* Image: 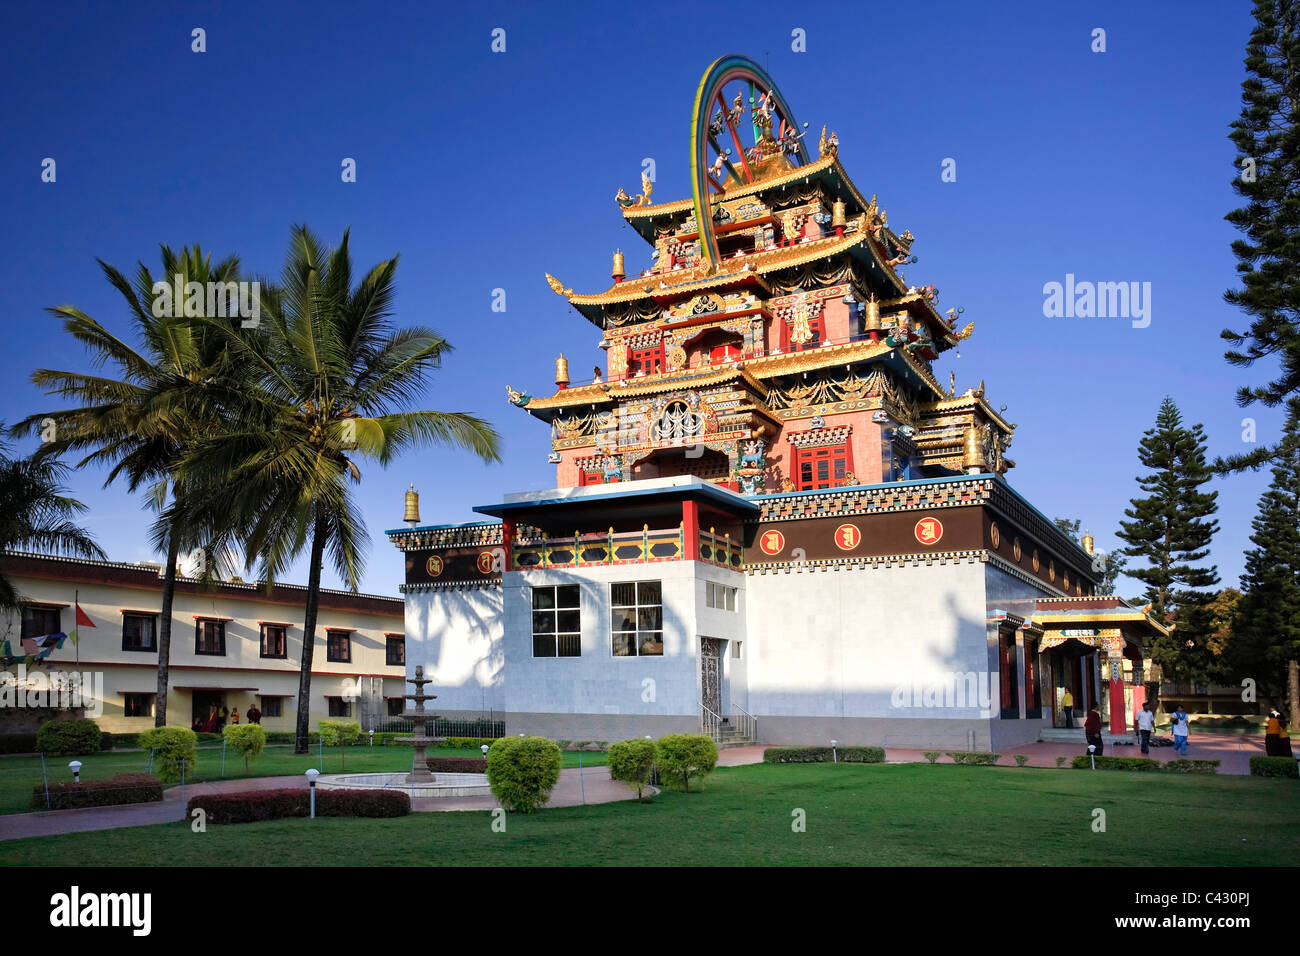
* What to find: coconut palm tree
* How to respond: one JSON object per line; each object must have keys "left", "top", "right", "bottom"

{"left": 12, "top": 246, "right": 251, "bottom": 726}
{"left": 0, "top": 432, "right": 105, "bottom": 615}
{"left": 185, "top": 225, "right": 501, "bottom": 752}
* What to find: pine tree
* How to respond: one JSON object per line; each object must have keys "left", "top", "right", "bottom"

{"left": 1229, "top": 396, "right": 1300, "bottom": 725}
{"left": 1218, "top": 0, "right": 1300, "bottom": 471}
{"left": 1117, "top": 398, "right": 1221, "bottom": 681}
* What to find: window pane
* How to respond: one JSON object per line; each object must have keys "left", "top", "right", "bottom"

{"left": 557, "top": 634, "right": 581, "bottom": 657}
{"left": 725, "top": 588, "right": 735, "bottom": 611}
{"left": 532, "top": 610, "right": 555, "bottom": 634}
{"left": 639, "top": 632, "right": 664, "bottom": 656}
{"left": 612, "top": 633, "right": 636, "bottom": 656}
{"left": 611, "top": 608, "right": 637, "bottom": 632}
{"left": 532, "top": 587, "right": 555, "bottom": 610}
{"left": 636, "top": 581, "right": 661, "bottom": 605}
{"left": 611, "top": 582, "right": 636, "bottom": 607}
{"left": 637, "top": 606, "right": 662, "bottom": 631}
{"left": 556, "top": 610, "right": 580, "bottom": 633}
{"left": 533, "top": 635, "right": 556, "bottom": 657}
{"left": 556, "top": 585, "right": 580, "bottom": 609}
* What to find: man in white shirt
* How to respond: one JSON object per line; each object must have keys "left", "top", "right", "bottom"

{"left": 1135, "top": 701, "right": 1155, "bottom": 754}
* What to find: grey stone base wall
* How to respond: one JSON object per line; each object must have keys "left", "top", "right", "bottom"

{"left": 757, "top": 716, "right": 1045, "bottom": 751}
{"left": 503, "top": 712, "right": 697, "bottom": 742}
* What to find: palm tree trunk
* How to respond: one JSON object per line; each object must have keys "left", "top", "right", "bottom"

{"left": 154, "top": 529, "right": 180, "bottom": 728}
{"left": 294, "top": 514, "right": 328, "bottom": 754}
{"left": 1289, "top": 658, "right": 1299, "bottom": 733}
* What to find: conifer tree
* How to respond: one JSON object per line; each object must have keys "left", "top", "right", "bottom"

{"left": 1218, "top": 0, "right": 1300, "bottom": 471}
{"left": 1117, "top": 398, "right": 1220, "bottom": 681}
{"left": 1229, "top": 397, "right": 1300, "bottom": 725}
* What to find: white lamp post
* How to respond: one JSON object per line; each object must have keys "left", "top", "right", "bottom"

{"left": 368, "top": 728, "right": 374, "bottom": 747}
{"left": 480, "top": 744, "right": 489, "bottom": 758}
{"left": 830, "top": 740, "right": 838, "bottom": 764}
{"left": 1087, "top": 744, "right": 1096, "bottom": 770}
{"left": 305, "top": 768, "right": 320, "bottom": 818}
{"left": 68, "top": 760, "right": 82, "bottom": 783}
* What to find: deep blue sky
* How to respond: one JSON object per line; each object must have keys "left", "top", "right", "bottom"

{"left": 0, "top": 0, "right": 1276, "bottom": 598}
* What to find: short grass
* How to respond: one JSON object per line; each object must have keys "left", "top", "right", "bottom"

{"left": 0, "top": 745, "right": 605, "bottom": 815}
{"left": 3, "top": 763, "right": 1296, "bottom": 867}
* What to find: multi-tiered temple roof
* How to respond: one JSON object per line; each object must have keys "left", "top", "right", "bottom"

{"left": 508, "top": 55, "right": 1013, "bottom": 497}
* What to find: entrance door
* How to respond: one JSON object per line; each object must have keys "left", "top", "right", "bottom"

{"left": 192, "top": 690, "right": 225, "bottom": 731}
{"left": 357, "top": 676, "right": 384, "bottom": 731}
{"left": 700, "top": 638, "right": 723, "bottom": 716}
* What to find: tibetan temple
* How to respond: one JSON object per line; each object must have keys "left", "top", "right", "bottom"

{"left": 388, "top": 56, "right": 1166, "bottom": 749}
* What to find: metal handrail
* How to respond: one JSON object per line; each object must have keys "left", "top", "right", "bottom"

{"left": 701, "top": 704, "right": 722, "bottom": 743}
{"left": 730, "top": 703, "right": 756, "bottom": 742}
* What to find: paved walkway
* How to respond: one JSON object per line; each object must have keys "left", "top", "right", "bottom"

{"left": 0, "top": 766, "right": 644, "bottom": 842}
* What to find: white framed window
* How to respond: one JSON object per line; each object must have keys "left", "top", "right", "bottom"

{"left": 706, "top": 581, "right": 737, "bottom": 611}
{"left": 732, "top": 641, "right": 743, "bottom": 659}
{"left": 532, "top": 585, "right": 581, "bottom": 657}
{"left": 611, "top": 581, "right": 663, "bottom": 656}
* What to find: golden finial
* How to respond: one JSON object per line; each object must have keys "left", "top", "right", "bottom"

{"left": 545, "top": 273, "right": 573, "bottom": 296}
{"left": 612, "top": 248, "right": 625, "bottom": 282}
{"left": 864, "top": 294, "right": 881, "bottom": 331}
{"left": 954, "top": 321, "right": 975, "bottom": 341}
{"left": 1081, "top": 530, "right": 1094, "bottom": 555}
{"left": 403, "top": 484, "right": 420, "bottom": 526}
{"left": 555, "top": 354, "right": 570, "bottom": 388}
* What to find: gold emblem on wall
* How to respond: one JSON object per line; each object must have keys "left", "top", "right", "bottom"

{"left": 1013, "top": 538, "right": 1022, "bottom": 562}
{"left": 426, "top": 555, "right": 444, "bottom": 578}
{"left": 990, "top": 522, "right": 1000, "bottom": 550}
{"left": 834, "top": 523, "right": 861, "bottom": 551}
{"left": 914, "top": 517, "right": 943, "bottom": 546}
{"left": 759, "top": 529, "right": 786, "bottom": 555}
{"left": 1032, "top": 550, "right": 1040, "bottom": 573}
{"left": 1049, "top": 560, "right": 1056, "bottom": 583}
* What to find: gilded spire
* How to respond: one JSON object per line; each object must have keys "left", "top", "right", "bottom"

{"left": 612, "top": 248, "right": 625, "bottom": 282}
{"left": 403, "top": 484, "right": 420, "bottom": 526}
{"left": 555, "top": 353, "right": 570, "bottom": 388}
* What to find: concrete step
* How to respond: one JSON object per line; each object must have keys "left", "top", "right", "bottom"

{"left": 1038, "top": 728, "right": 1137, "bottom": 746}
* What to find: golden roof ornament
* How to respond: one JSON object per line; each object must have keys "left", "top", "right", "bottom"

{"left": 555, "top": 354, "right": 570, "bottom": 388}
{"left": 544, "top": 273, "right": 572, "bottom": 297}
{"left": 612, "top": 248, "right": 625, "bottom": 282}
{"left": 832, "top": 198, "right": 846, "bottom": 229}
{"left": 962, "top": 425, "right": 986, "bottom": 472}
{"left": 1081, "top": 530, "right": 1094, "bottom": 555}
{"left": 864, "top": 294, "right": 882, "bottom": 331}
{"left": 403, "top": 484, "right": 420, "bottom": 527}
{"left": 818, "top": 125, "right": 839, "bottom": 159}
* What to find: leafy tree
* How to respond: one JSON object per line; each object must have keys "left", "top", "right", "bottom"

{"left": 0, "top": 433, "right": 104, "bottom": 616}
{"left": 1229, "top": 397, "right": 1300, "bottom": 725}
{"left": 654, "top": 734, "right": 718, "bottom": 792}
{"left": 1218, "top": 0, "right": 1300, "bottom": 472}
{"left": 184, "top": 227, "right": 501, "bottom": 753}
{"left": 1117, "top": 398, "right": 1220, "bottom": 681}
{"left": 13, "top": 246, "right": 249, "bottom": 725}
{"left": 1053, "top": 517, "right": 1081, "bottom": 539}
{"left": 222, "top": 723, "right": 266, "bottom": 771}
{"left": 485, "top": 736, "right": 561, "bottom": 812}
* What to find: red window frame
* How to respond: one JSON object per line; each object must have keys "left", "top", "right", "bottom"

{"left": 579, "top": 469, "right": 604, "bottom": 487}
{"left": 709, "top": 343, "right": 742, "bottom": 363}
{"left": 781, "top": 315, "right": 825, "bottom": 352}
{"left": 630, "top": 344, "right": 664, "bottom": 376}
{"left": 794, "top": 443, "right": 852, "bottom": 491}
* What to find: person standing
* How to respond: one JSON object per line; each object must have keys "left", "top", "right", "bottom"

{"left": 247, "top": 702, "right": 262, "bottom": 725}
{"left": 1062, "top": 687, "right": 1075, "bottom": 729}
{"left": 1084, "top": 705, "right": 1104, "bottom": 756}
{"left": 230, "top": 708, "right": 240, "bottom": 725}
{"left": 1171, "top": 704, "right": 1190, "bottom": 755}
{"left": 1135, "top": 701, "right": 1155, "bottom": 754}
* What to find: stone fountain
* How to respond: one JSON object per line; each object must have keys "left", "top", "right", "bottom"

{"left": 395, "top": 665, "right": 445, "bottom": 783}
{"left": 313, "top": 665, "right": 492, "bottom": 797}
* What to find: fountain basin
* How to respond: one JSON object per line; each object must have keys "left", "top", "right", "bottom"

{"left": 315, "top": 771, "right": 491, "bottom": 798}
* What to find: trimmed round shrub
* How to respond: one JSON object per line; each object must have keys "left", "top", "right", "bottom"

{"left": 138, "top": 727, "right": 198, "bottom": 783}
{"left": 608, "top": 738, "right": 658, "bottom": 800}
{"left": 318, "top": 720, "right": 362, "bottom": 747}
{"left": 223, "top": 723, "right": 267, "bottom": 770}
{"left": 655, "top": 734, "right": 718, "bottom": 792}
{"left": 36, "top": 718, "right": 101, "bottom": 756}
{"left": 486, "top": 736, "right": 562, "bottom": 812}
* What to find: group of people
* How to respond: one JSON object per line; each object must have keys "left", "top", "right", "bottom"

{"left": 191, "top": 703, "right": 262, "bottom": 733}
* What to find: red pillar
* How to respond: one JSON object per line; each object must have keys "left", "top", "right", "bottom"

{"left": 501, "top": 518, "right": 515, "bottom": 573}
{"left": 681, "top": 500, "right": 699, "bottom": 561}
{"left": 1108, "top": 676, "right": 1127, "bottom": 734}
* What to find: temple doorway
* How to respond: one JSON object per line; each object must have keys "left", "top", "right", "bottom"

{"left": 700, "top": 637, "right": 723, "bottom": 716}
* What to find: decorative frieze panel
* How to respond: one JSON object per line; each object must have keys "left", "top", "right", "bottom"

{"left": 787, "top": 424, "right": 852, "bottom": 448}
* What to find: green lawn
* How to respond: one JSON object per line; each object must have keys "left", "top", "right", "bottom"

{"left": 3, "top": 763, "right": 1297, "bottom": 866}
{"left": 0, "top": 745, "right": 605, "bottom": 815}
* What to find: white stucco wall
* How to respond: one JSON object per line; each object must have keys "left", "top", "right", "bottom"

{"left": 404, "top": 585, "right": 504, "bottom": 713}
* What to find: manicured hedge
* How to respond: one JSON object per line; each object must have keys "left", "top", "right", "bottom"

{"left": 0, "top": 733, "right": 39, "bottom": 754}
{"left": 1249, "top": 756, "right": 1299, "bottom": 779}
{"left": 32, "top": 773, "right": 162, "bottom": 810}
{"left": 486, "top": 736, "right": 562, "bottom": 812}
{"left": 763, "top": 746, "right": 886, "bottom": 764}
{"left": 1071, "top": 755, "right": 1162, "bottom": 771}
{"left": 425, "top": 757, "right": 487, "bottom": 774}
{"left": 608, "top": 738, "right": 657, "bottom": 800}
{"left": 186, "top": 787, "right": 410, "bottom": 824}
{"left": 656, "top": 734, "right": 718, "bottom": 792}
{"left": 946, "top": 751, "right": 1001, "bottom": 765}
{"left": 1161, "top": 759, "right": 1220, "bottom": 774}
{"left": 36, "top": 718, "right": 101, "bottom": 756}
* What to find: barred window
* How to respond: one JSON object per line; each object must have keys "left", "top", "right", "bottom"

{"left": 533, "top": 585, "right": 581, "bottom": 657}
{"left": 611, "top": 581, "right": 663, "bottom": 657}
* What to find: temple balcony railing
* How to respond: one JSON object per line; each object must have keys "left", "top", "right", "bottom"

{"left": 512, "top": 524, "right": 742, "bottom": 571}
